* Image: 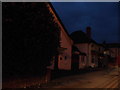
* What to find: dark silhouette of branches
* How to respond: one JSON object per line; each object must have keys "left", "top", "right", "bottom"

{"left": 3, "top": 2, "right": 60, "bottom": 78}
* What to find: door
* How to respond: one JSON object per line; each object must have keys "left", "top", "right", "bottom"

{"left": 72, "top": 54, "right": 79, "bottom": 70}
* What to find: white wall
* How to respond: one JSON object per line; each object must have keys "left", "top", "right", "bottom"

{"left": 79, "top": 56, "right": 87, "bottom": 69}
{"left": 90, "top": 43, "right": 99, "bottom": 67}
{"left": 75, "top": 43, "right": 89, "bottom": 67}
{"left": 75, "top": 43, "right": 99, "bottom": 68}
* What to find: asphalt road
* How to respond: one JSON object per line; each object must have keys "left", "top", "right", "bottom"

{"left": 40, "top": 67, "right": 119, "bottom": 88}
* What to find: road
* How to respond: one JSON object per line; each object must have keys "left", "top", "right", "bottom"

{"left": 40, "top": 68, "right": 119, "bottom": 88}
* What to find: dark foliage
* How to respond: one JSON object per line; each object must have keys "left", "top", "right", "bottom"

{"left": 70, "top": 30, "right": 97, "bottom": 44}
{"left": 70, "top": 30, "right": 90, "bottom": 43}
{"left": 2, "top": 2, "right": 60, "bottom": 78}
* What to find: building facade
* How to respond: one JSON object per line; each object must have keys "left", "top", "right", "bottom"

{"left": 47, "top": 3, "right": 73, "bottom": 70}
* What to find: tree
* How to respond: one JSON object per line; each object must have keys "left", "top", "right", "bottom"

{"left": 3, "top": 2, "right": 60, "bottom": 78}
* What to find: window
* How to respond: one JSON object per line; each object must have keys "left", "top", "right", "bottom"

{"left": 64, "top": 56, "right": 67, "bottom": 60}
{"left": 60, "top": 57, "right": 62, "bottom": 60}
{"left": 91, "top": 44, "right": 94, "bottom": 47}
{"left": 81, "top": 56, "right": 84, "bottom": 63}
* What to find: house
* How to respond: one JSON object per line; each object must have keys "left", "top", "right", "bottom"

{"left": 46, "top": 3, "right": 73, "bottom": 70}
{"left": 97, "top": 44, "right": 105, "bottom": 68}
{"left": 106, "top": 43, "right": 120, "bottom": 66}
{"left": 70, "top": 27, "right": 99, "bottom": 68}
{"left": 72, "top": 45, "right": 87, "bottom": 70}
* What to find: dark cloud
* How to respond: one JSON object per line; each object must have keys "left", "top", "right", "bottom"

{"left": 52, "top": 2, "right": 119, "bottom": 43}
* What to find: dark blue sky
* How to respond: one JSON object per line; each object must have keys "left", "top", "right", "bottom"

{"left": 51, "top": 2, "right": 120, "bottom": 43}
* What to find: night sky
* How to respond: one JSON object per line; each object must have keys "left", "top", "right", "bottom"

{"left": 51, "top": 2, "right": 120, "bottom": 43}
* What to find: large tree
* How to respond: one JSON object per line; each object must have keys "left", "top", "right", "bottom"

{"left": 3, "top": 2, "right": 60, "bottom": 78}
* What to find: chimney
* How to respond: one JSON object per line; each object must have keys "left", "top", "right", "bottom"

{"left": 86, "top": 26, "right": 91, "bottom": 38}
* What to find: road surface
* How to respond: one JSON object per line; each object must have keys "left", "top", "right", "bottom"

{"left": 39, "top": 68, "right": 119, "bottom": 88}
